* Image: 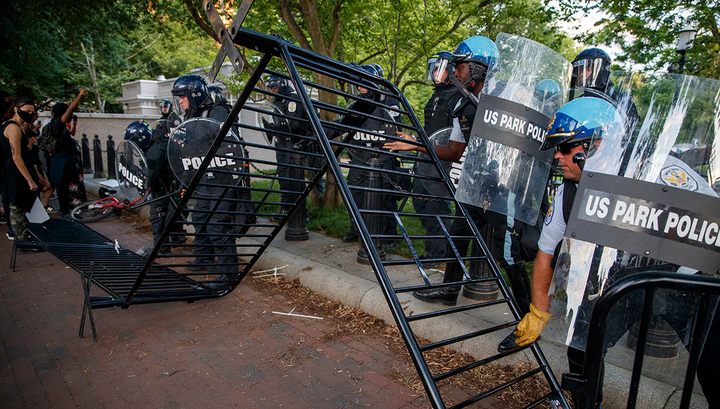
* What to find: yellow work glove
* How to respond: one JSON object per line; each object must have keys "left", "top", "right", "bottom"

{"left": 513, "top": 303, "right": 552, "bottom": 346}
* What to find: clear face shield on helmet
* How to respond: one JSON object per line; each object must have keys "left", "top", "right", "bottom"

{"left": 426, "top": 57, "right": 454, "bottom": 85}
{"left": 571, "top": 57, "right": 610, "bottom": 91}
{"left": 172, "top": 93, "right": 190, "bottom": 120}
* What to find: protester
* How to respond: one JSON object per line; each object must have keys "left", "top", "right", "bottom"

{"left": 1, "top": 98, "right": 41, "bottom": 245}
{"left": 48, "top": 89, "right": 87, "bottom": 217}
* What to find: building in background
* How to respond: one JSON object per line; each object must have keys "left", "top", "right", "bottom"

{"left": 117, "top": 63, "right": 237, "bottom": 115}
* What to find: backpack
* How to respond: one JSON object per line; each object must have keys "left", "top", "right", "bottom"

{"left": 38, "top": 123, "right": 60, "bottom": 154}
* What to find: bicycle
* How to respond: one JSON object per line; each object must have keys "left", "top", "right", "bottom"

{"left": 69, "top": 187, "right": 146, "bottom": 223}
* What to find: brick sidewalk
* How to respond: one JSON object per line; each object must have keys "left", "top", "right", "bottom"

{"left": 0, "top": 219, "right": 428, "bottom": 408}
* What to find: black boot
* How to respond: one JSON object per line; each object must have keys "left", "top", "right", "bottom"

{"left": 342, "top": 231, "right": 358, "bottom": 243}
{"left": 412, "top": 286, "right": 460, "bottom": 306}
{"left": 497, "top": 331, "right": 523, "bottom": 352}
{"left": 209, "top": 274, "right": 238, "bottom": 290}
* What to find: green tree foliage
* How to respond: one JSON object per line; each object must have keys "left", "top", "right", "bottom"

{"left": 0, "top": 0, "right": 218, "bottom": 112}
{"left": 558, "top": 0, "right": 720, "bottom": 78}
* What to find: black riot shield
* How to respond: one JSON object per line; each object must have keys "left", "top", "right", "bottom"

{"left": 455, "top": 33, "right": 571, "bottom": 225}
{"left": 167, "top": 118, "right": 246, "bottom": 195}
{"left": 115, "top": 140, "right": 149, "bottom": 201}
{"left": 346, "top": 104, "right": 400, "bottom": 168}
{"left": 258, "top": 102, "right": 292, "bottom": 145}
{"left": 545, "top": 71, "right": 720, "bottom": 393}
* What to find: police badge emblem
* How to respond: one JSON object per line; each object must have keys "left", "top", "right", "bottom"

{"left": 660, "top": 165, "right": 698, "bottom": 191}
{"left": 288, "top": 102, "right": 297, "bottom": 112}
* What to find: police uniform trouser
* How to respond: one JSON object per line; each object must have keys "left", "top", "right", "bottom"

{"left": 346, "top": 164, "right": 398, "bottom": 238}
{"left": 412, "top": 180, "right": 451, "bottom": 259}
{"left": 191, "top": 190, "right": 239, "bottom": 274}
{"left": 149, "top": 194, "right": 183, "bottom": 249}
{"left": 443, "top": 206, "right": 530, "bottom": 314}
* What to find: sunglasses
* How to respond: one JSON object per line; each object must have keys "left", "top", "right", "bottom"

{"left": 555, "top": 142, "right": 582, "bottom": 155}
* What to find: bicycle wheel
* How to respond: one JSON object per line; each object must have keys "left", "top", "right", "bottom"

{"left": 70, "top": 200, "right": 114, "bottom": 223}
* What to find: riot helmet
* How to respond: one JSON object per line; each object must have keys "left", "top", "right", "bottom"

{"left": 534, "top": 79, "right": 561, "bottom": 102}
{"left": 541, "top": 97, "right": 624, "bottom": 154}
{"left": 171, "top": 74, "right": 208, "bottom": 118}
{"left": 124, "top": 120, "right": 153, "bottom": 150}
{"left": 369, "top": 63, "right": 384, "bottom": 78}
{"left": 207, "top": 85, "right": 228, "bottom": 106}
{"left": 355, "top": 64, "right": 382, "bottom": 99}
{"left": 158, "top": 99, "right": 172, "bottom": 116}
{"left": 451, "top": 36, "right": 500, "bottom": 88}
{"left": 265, "top": 75, "right": 293, "bottom": 96}
{"left": 426, "top": 51, "right": 454, "bottom": 85}
{"left": 570, "top": 48, "right": 612, "bottom": 93}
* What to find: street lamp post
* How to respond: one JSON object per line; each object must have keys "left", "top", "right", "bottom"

{"left": 671, "top": 25, "right": 697, "bottom": 74}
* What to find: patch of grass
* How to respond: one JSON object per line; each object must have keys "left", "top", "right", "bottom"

{"left": 250, "top": 177, "right": 534, "bottom": 280}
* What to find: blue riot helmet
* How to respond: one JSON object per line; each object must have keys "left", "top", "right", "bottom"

{"left": 427, "top": 51, "right": 454, "bottom": 85}
{"left": 207, "top": 85, "right": 228, "bottom": 106}
{"left": 158, "top": 99, "right": 172, "bottom": 116}
{"left": 452, "top": 36, "right": 500, "bottom": 88}
{"left": 171, "top": 74, "right": 208, "bottom": 118}
{"left": 541, "top": 97, "right": 623, "bottom": 154}
{"left": 571, "top": 48, "right": 612, "bottom": 93}
{"left": 124, "top": 120, "right": 153, "bottom": 150}
{"left": 534, "top": 79, "right": 561, "bottom": 102}
{"left": 265, "top": 75, "right": 293, "bottom": 96}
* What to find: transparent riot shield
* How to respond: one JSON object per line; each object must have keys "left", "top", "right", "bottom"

{"left": 116, "top": 140, "right": 149, "bottom": 201}
{"left": 167, "top": 118, "right": 245, "bottom": 195}
{"left": 454, "top": 33, "right": 572, "bottom": 224}
{"left": 545, "top": 72, "right": 720, "bottom": 392}
{"left": 258, "top": 102, "right": 291, "bottom": 145}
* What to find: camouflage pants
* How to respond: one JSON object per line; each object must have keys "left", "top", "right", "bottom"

{"left": 10, "top": 204, "right": 30, "bottom": 241}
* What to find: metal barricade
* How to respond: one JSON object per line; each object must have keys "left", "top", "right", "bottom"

{"left": 562, "top": 272, "right": 720, "bottom": 409}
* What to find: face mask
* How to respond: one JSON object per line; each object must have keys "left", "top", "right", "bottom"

{"left": 17, "top": 109, "right": 34, "bottom": 123}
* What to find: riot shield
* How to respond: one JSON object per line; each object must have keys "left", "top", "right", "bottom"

{"left": 454, "top": 33, "right": 572, "bottom": 225}
{"left": 115, "top": 140, "right": 149, "bottom": 201}
{"left": 346, "top": 104, "right": 400, "bottom": 152}
{"left": 545, "top": 72, "right": 720, "bottom": 390}
{"left": 258, "top": 102, "right": 292, "bottom": 145}
{"left": 167, "top": 118, "right": 245, "bottom": 194}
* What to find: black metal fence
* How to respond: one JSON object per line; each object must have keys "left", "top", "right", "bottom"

{"left": 80, "top": 133, "right": 116, "bottom": 179}
{"left": 562, "top": 272, "right": 720, "bottom": 409}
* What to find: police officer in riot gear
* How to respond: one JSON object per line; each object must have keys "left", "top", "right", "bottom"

{"left": 569, "top": 48, "right": 613, "bottom": 100}
{"left": 152, "top": 99, "right": 176, "bottom": 142}
{"left": 413, "top": 51, "right": 462, "bottom": 262}
{"left": 124, "top": 120, "right": 182, "bottom": 253}
{"left": 496, "top": 96, "right": 719, "bottom": 408}
{"left": 265, "top": 75, "right": 310, "bottom": 214}
{"left": 342, "top": 63, "right": 403, "bottom": 245}
{"left": 207, "top": 86, "right": 232, "bottom": 110}
{"left": 385, "top": 36, "right": 534, "bottom": 314}
{"left": 172, "top": 74, "right": 238, "bottom": 289}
